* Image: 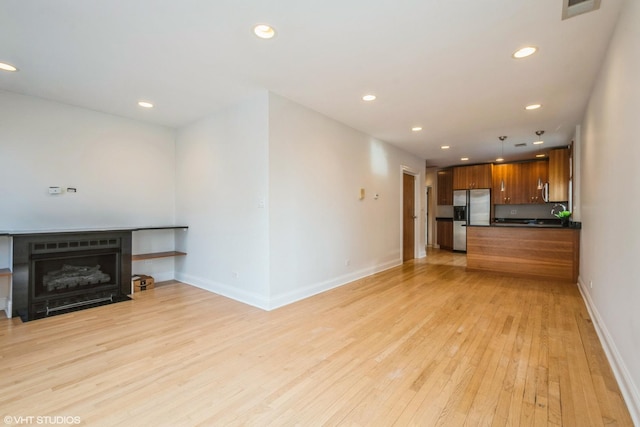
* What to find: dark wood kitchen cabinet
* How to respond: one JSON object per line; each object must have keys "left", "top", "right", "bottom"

{"left": 492, "top": 163, "right": 520, "bottom": 204}
{"left": 453, "top": 164, "right": 492, "bottom": 190}
{"left": 436, "top": 219, "right": 453, "bottom": 250}
{"left": 467, "top": 226, "right": 580, "bottom": 282}
{"left": 492, "top": 160, "right": 548, "bottom": 204}
{"left": 521, "top": 160, "right": 548, "bottom": 204}
{"left": 437, "top": 169, "right": 453, "bottom": 205}
{"left": 549, "top": 147, "right": 570, "bottom": 202}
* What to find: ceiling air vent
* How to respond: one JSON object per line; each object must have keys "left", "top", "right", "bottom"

{"left": 515, "top": 143, "right": 527, "bottom": 147}
{"left": 562, "top": 0, "right": 601, "bottom": 20}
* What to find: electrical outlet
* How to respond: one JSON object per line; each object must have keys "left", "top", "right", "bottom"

{"left": 510, "top": 209, "right": 517, "bottom": 215}
{"left": 232, "top": 271, "right": 239, "bottom": 279}
{"left": 590, "top": 280, "right": 593, "bottom": 289}
{"left": 345, "top": 259, "right": 350, "bottom": 266}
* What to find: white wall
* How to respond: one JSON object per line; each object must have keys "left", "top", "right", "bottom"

{"left": 174, "top": 92, "right": 425, "bottom": 310}
{"left": 425, "top": 167, "right": 438, "bottom": 247}
{"left": 0, "top": 91, "right": 176, "bottom": 230}
{"left": 267, "top": 94, "right": 425, "bottom": 307}
{"left": 579, "top": 0, "right": 640, "bottom": 422}
{"left": 174, "top": 93, "right": 271, "bottom": 308}
{"left": 1, "top": 90, "right": 426, "bottom": 312}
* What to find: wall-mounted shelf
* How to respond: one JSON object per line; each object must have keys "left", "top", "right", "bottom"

{"left": 131, "top": 226, "right": 188, "bottom": 262}
{"left": 132, "top": 251, "right": 187, "bottom": 261}
{"left": 130, "top": 227, "right": 187, "bottom": 284}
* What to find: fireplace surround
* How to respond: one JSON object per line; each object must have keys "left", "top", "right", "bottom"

{"left": 12, "top": 230, "right": 132, "bottom": 321}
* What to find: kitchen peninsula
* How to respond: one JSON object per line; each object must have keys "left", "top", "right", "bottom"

{"left": 435, "top": 145, "right": 580, "bottom": 281}
{"left": 466, "top": 224, "right": 580, "bottom": 282}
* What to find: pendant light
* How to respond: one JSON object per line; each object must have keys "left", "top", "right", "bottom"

{"left": 496, "top": 136, "right": 507, "bottom": 162}
{"left": 498, "top": 136, "right": 507, "bottom": 192}
{"left": 535, "top": 131, "right": 545, "bottom": 189}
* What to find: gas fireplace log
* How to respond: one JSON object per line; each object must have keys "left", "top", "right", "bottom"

{"left": 43, "top": 264, "right": 111, "bottom": 292}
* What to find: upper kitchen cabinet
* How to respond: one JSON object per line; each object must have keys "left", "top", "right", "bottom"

{"left": 521, "top": 160, "right": 549, "bottom": 204}
{"left": 492, "top": 160, "right": 548, "bottom": 204}
{"left": 453, "top": 164, "right": 492, "bottom": 190}
{"left": 549, "top": 148, "right": 570, "bottom": 202}
{"left": 437, "top": 169, "right": 453, "bottom": 205}
{"left": 492, "top": 163, "right": 520, "bottom": 204}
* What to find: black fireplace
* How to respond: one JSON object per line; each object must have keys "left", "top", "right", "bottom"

{"left": 12, "top": 230, "right": 132, "bottom": 321}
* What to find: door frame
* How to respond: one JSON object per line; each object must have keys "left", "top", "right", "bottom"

{"left": 425, "top": 186, "right": 432, "bottom": 248}
{"left": 400, "top": 166, "right": 420, "bottom": 262}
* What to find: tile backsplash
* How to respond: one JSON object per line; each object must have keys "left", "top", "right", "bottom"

{"left": 495, "top": 203, "right": 568, "bottom": 220}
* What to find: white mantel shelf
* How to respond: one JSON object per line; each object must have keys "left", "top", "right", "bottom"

{"left": 0, "top": 226, "right": 188, "bottom": 236}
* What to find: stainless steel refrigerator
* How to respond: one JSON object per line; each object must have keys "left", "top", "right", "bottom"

{"left": 452, "top": 189, "right": 491, "bottom": 252}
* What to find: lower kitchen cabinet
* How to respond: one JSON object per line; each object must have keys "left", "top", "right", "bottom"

{"left": 436, "top": 219, "right": 453, "bottom": 250}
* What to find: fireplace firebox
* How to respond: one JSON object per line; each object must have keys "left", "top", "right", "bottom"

{"left": 12, "top": 231, "right": 132, "bottom": 321}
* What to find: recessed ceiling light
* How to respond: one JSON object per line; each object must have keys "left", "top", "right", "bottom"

{"left": 533, "top": 140, "right": 544, "bottom": 145}
{"left": 536, "top": 154, "right": 546, "bottom": 158}
{"left": 411, "top": 127, "right": 422, "bottom": 132}
{"left": 138, "top": 101, "right": 154, "bottom": 108}
{"left": 496, "top": 157, "right": 504, "bottom": 162}
{"left": 254, "top": 24, "right": 275, "bottom": 39}
{"left": 526, "top": 104, "right": 542, "bottom": 110}
{"left": 362, "top": 94, "right": 376, "bottom": 102}
{"left": 441, "top": 145, "right": 450, "bottom": 150}
{"left": 461, "top": 157, "right": 469, "bottom": 161}
{"left": 513, "top": 46, "right": 537, "bottom": 59}
{"left": 0, "top": 62, "right": 18, "bottom": 72}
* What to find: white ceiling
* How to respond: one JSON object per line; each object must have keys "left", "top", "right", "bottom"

{"left": 0, "top": 0, "right": 623, "bottom": 168}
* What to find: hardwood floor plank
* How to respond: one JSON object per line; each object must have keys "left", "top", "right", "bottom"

{"left": 0, "top": 250, "right": 633, "bottom": 426}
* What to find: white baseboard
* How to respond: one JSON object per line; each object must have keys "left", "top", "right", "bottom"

{"left": 266, "top": 258, "right": 401, "bottom": 310}
{"left": 577, "top": 277, "right": 640, "bottom": 425}
{"left": 151, "top": 272, "right": 175, "bottom": 283}
{"left": 175, "top": 257, "right": 402, "bottom": 312}
{"left": 174, "top": 272, "right": 270, "bottom": 310}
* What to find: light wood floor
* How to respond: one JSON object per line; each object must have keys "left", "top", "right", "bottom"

{"left": 0, "top": 249, "right": 633, "bottom": 426}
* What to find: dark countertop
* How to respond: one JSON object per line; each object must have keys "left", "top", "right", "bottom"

{"left": 0, "top": 225, "right": 188, "bottom": 236}
{"left": 467, "top": 220, "right": 581, "bottom": 229}
{"left": 489, "top": 222, "right": 564, "bottom": 228}
{"left": 435, "top": 217, "right": 453, "bottom": 221}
